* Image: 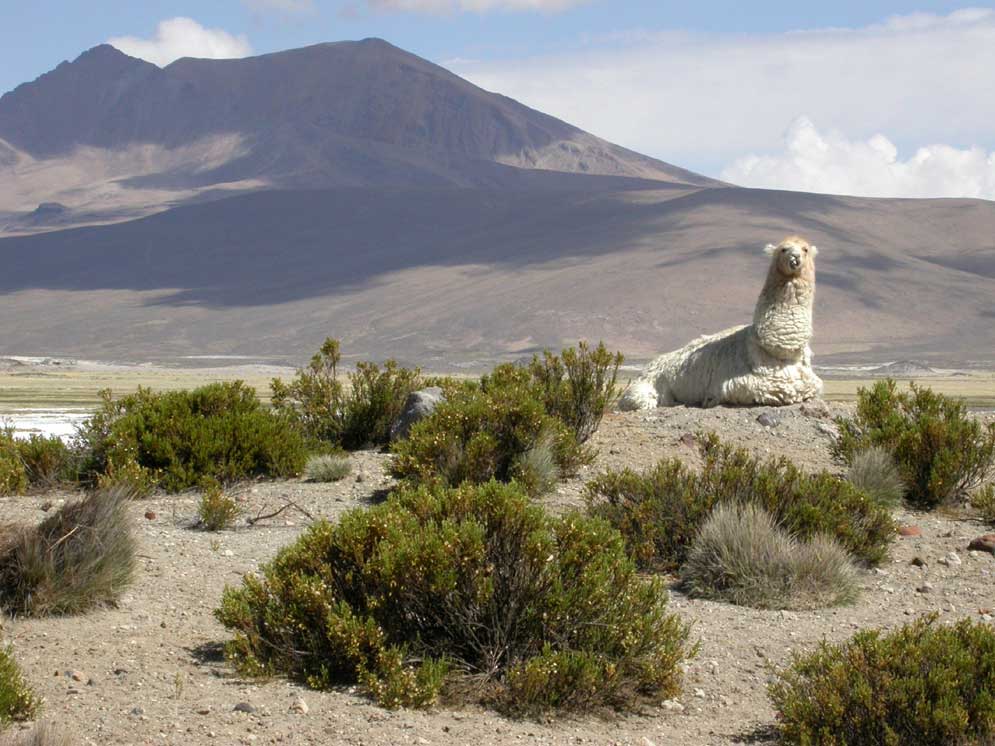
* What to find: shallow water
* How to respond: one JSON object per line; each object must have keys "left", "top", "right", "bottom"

{"left": 1, "top": 408, "right": 92, "bottom": 440}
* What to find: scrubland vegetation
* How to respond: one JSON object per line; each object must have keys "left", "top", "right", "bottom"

{"left": 1, "top": 352, "right": 994, "bottom": 737}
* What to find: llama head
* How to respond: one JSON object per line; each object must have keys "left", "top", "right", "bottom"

{"left": 764, "top": 235, "right": 817, "bottom": 279}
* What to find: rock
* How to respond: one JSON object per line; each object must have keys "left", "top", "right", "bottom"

{"left": 390, "top": 387, "right": 444, "bottom": 442}
{"left": 916, "top": 582, "right": 934, "bottom": 594}
{"left": 661, "top": 699, "right": 685, "bottom": 713}
{"left": 799, "top": 400, "right": 831, "bottom": 418}
{"left": 910, "top": 556, "right": 927, "bottom": 568}
{"left": 756, "top": 412, "right": 781, "bottom": 428}
{"left": 290, "top": 697, "right": 309, "bottom": 715}
{"left": 815, "top": 422, "right": 839, "bottom": 438}
{"left": 130, "top": 707, "right": 145, "bottom": 716}
{"left": 144, "top": 511, "right": 157, "bottom": 520}
{"left": 968, "top": 534, "right": 995, "bottom": 555}
{"left": 678, "top": 433, "right": 697, "bottom": 448}
{"left": 68, "top": 670, "right": 86, "bottom": 682}
{"left": 196, "top": 706, "right": 211, "bottom": 715}
{"left": 897, "top": 525, "right": 922, "bottom": 537}
{"left": 693, "top": 688, "right": 706, "bottom": 699}
{"left": 939, "top": 552, "right": 962, "bottom": 567}
{"left": 234, "top": 702, "right": 256, "bottom": 714}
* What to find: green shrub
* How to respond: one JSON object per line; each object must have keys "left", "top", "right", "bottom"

{"left": 971, "top": 484, "right": 995, "bottom": 525}
{"left": 217, "top": 480, "right": 693, "bottom": 713}
{"left": 304, "top": 454, "right": 352, "bottom": 482}
{"left": 680, "top": 503, "right": 858, "bottom": 610}
{"left": 526, "top": 341, "right": 623, "bottom": 444}
{"left": 0, "top": 428, "right": 28, "bottom": 496}
{"left": 845, "top": 445, "right": 906, "bottom": 507}
{"left": 197, "top": 481, "right": 241, "bottom": 531}
{"left": 0, "top": 487, "right": 135, "bottom": 616}
{"left": 342, "top": 361, "right": 421, "bottom": 449}
{"left": 769, "top": 615, "right": 995, "bottom": 745}
{"left": 391, "top": 366, "right": 588, "bottom": 493}
{"left": 271, "top": 338, "right": 421, "bottom": 450}
{"left": 835, "top": 380, "right": 995, "bottom": 508}
{"left": 76, "top": 382, "right": 306, "bottom": 493}
{"left": 0, "top": 646, "right": 39, "bottom": 727}
{"left": 586, "top": 434, "right": 895, "bottom": 571}
{"left": 16, "top": 435, "right": 78, "bottom": 489}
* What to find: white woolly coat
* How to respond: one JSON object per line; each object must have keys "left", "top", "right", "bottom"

{"left": 620, "top": 238, "right": 824, "bottom": 409}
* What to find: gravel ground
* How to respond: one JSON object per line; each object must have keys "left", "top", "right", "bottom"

{"left": 2, "top": 402, "right": 994, "bottom": 746}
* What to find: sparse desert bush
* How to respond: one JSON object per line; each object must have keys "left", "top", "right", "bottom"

{"left": 769, "top": 615, "right": 995, "bottom": 745}
{"left": 76, "top": 382, "right": 306, "bottom": 493}
{"left": 845, "top": 444, "right": 906, "bottom": 507}
{"left": 526, "top": 341, "right": 623, "bottom": 444}
{"left": 16, "top": 435, "right": 78, "bottom": 490}
{"left": 271, "top": 338, "right": 421, "bottom": 450}
{"left": 835, "top": 380, "right": 995, "bottom": 508}
{"left": 391, "top": 365, "right": 588, "bottom": 493}
{"left": 304, "top": 454, "right": 352, "bottom": 482}
{"left": 197, "top": 480, "right": 241, "bottom": 531}
{"left": 0, "top": 722, "right": 73, "bottom": 746}
{"left": 341, "top": 360, "right": 421, "bottom": 449}
{"left": 972, "top": 483, "right": 995, "bottom": 525}
{"left": 0, "top": 645, "right": 39, "bottom": 728}
{"left": 586, "top": 434, "right": 894, "bottom": 571}
{"left": 680, "top": 503, "right": 858, "bottom": 610}
{"left": 217, "top": 480, "right": 693, "bottom": 713}
{"left": 0, "top": 487, "right": 136, "bottom": 616}
{"left": 0, "top": 428, "right": 28, "bottom": 496}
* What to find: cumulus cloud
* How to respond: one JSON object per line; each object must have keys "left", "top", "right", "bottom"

{"left": 369, "top": 0, "right": 587, "bottom": 13}
{"left": 453, "top": 7, "right": 995, "bottom": 194}
{"left": 108, "top": 18, "right": 252, "bottom": 67}
{"left": 721, "top": 117, "right": 995, "bottom": 199}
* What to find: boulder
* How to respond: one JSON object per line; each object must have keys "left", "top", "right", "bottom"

{"left": 390, "top": 387, "right": 445, "bottom": 442}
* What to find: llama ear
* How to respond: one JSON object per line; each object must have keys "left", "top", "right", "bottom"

{"left": 764, "top": 243, "right": 777, "bottom": 257}
{"left": 809, "top": 244, "right": 819, "bottom": 256}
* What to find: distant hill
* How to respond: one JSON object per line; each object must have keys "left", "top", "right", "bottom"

{"left": 0, "top": 41, "right": 992, "bottom": 368}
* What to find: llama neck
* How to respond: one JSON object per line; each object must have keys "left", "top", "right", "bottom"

{"left": 752, "top": 271, "right": 815, "bottom": 359}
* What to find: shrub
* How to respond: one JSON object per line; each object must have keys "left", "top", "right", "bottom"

{"left": 0, "top": 487, "right": 136, "bottom": 616}
{"left": 680, "top": 503, "right": 858, "bottom": 610}
{"left": 526, "top": 341, "right": 623, "bottom": 444}
{"left": 835, "top": 380, "right": 995, "bottom": 508}
{"left": 769, "top": 615, "right": 995, "bottom": 745}
{"left": 197, "top": 481, "right": 241, "bottom": 531}
{"left": 0, "top": 646, "right": 39, "bottom": 728}
{"left": 16, "top": 435, "right": 78, "bottom": 489}
{"left": 304, "top": 454, "right": 352, "bottom": 482}
{"left": 391, "top": 365, "right": 588, "bottom": 493}
{"left": 271, "top": 338, "right": 421, "bottom": 450}
{"left": 217, "top": 480, "right": 693, "bottom": 714}
{"left": 845, "top": 445, "right": 906, "bottom": 508}
{"left": 972, "top": 483, "right": 995, "bottom": 525}
{"left": 341, "top": 361, "right": 421, "bottom": 449}
{"left": 0, "top": 429, "right": 27, "bottom": 497}
{"left": 76, "top": 382, "right": 306, "bottom": 493}
{"left": 586, "top": 434, "right": 895, "bottom": 571}
{"left": 510, "top": 431, "right": 560, "bottom": 498}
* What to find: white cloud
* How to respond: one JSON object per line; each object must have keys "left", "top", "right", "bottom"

{"left": 108, "top": 18, "right": 252, "bottom": 67}
{"left": 243, "top": 0, "right": 314, "bottom": 13}
{"left": 721, "top": 117, "right": 995, "bottom": 199}
{"left": 453, "top": 7, "right": 995, "bottom": 195}
{"left": 369, "top": 0, "right": 587, "bottom": 13}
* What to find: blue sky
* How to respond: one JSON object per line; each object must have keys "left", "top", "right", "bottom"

{"left": 3, "top": 1, "right": 994, "bottom": 197}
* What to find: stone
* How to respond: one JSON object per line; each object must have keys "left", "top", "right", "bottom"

{"left": 916, "top": 582, "right": 934, "bottom": 594}
{"left": 661, "top": 699, "right": 685, "bottom": 713}
{"left": 939, "top": 552, "right": 962, "bottom": 567}
{"left": 815, "top": 422, "right": 838, "bottom": 438}
{"left": 799, "top": 400, "right": 831, "bottom": 418}
{"left": 290, "top": 697, "right": 309, "bottom": 715}
{"left": 897, "top": 525, "right": 922, "bottom": 537}
{"left": 693, "top": 688, "right": 706, "bottom": 699}
{"left": 144, "top": 511, "right": 157, "bottom": 520}
{"left": 234, "top": 702, "right": 256, "bottom": 714}
{"left": 390, "top": 387, "right": 445, "bottom": 442}
{"left": 910, "top": 556, "right": 927, "bottom": 568}
{"left": 756, "top": 412, "right": 781, "bottom": 428}
{"left": 967, "top": 534, "right": 995, "bottom": 555}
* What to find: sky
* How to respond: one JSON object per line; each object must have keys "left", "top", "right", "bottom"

{"left": 2, "top": 1, "right": 994, "bottom": 199}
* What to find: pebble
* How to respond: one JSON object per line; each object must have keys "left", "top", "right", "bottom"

{"left": 661, "top": 699, "right": 685, "bottom": 713}
{"left": 756, "top": 412, "right": 780, "bottom": 428}
{"left": 234, "top": 702, "right": 256, "bottom": 714}
{"left": 693, "top": 688, "right": 706, "bottom": 699}
{"left": 897, "top": 525, "right": 922, "bottom": 537}
{"left": 815, "top": 422, "right": 838, "bottom": 438}
{"left": 967, "top": 535, "right": 995, "bottom": 555}
{"left": 939, "top": 552, "right": 962, "bottom": 567}
{"left": 145, "top": 511, "right": 157, "bottom": 520}
{"left": 916, "top": 582, "right": 934, "bottom": 594}
{"left": 910, "top": 556, "right": 927, "bottom": 568}
{"left": 290, "top": 697, "right": 309, "bottom": 715}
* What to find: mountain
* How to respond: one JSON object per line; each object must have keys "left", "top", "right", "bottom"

{"left": 0, "top": 40, "right": 715, "bottom": 232}
{"left": 0, "top": 41, "right": 992, "bottom": 368}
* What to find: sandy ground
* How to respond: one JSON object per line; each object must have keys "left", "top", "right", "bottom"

{"left": 2, "top": 402, "right": 995, "bottom": 746}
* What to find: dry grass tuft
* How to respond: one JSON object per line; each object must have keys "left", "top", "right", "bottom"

{"left": 304, "top": 454, "right": 352, "bottom": 483}
{"left": 846, "top": 445, "right": 906, "bottom": 507}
